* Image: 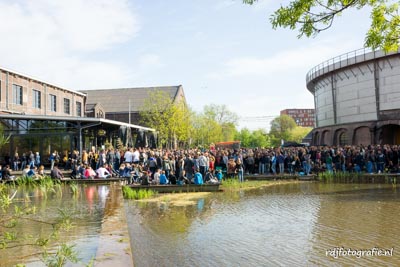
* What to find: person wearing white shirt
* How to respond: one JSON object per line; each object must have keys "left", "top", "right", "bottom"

{"left": 96, "top": 165, "right": 111, "bottom": 179}
{"left": 132, "top": 149, "right": 140, "bottom": 164}
{"left": 124, "top": 149, "right": 133, "bottom": 163}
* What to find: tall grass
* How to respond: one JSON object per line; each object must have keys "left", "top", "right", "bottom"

{"left": 318, "top": 171, "right": 396, "bottom": 184}
{"left": 122, "top": 186, "right": 157, "bottom": 200}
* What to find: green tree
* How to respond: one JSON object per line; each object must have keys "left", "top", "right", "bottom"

{"left": 235, "top": 128, "right": 252, "bottom": 147}
{"left": 244, "top": 0, "right": 400, "bottom": 51}
{"left": 203, "top": 104, "right": 238, "bottom": 142}
{"left": 203, "top": 104, "right": 238, "bottom": 125}
{"left": 269, "top": 115, "right": 297, "bottom": 147}
{"left": 289, "top": 126, "right": 312, "bottom": 143}
{"left": 139, "top": 90, "right": 191, "bottom": 149}
{"left": 249, "top": 129, "right": 270, "bottom": 148}
{"left": 191, "top": 113, "right": 224, "bottom": 147}
{"left": 221, "top": 122, "right": 237, "bottom": 142}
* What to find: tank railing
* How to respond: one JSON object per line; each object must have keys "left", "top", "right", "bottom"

{"left": 306, "top": 47, "right": 377, "bottom": 84}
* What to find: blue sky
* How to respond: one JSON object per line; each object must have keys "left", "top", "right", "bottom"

{"left": 0, "top": 0, "right": 371, "bottom": 130}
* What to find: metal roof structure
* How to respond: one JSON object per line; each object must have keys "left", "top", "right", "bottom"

{"left": 80, "top": 85, "right": 183, "bottom": 113}
{"left": 0, "top": 114, "right": 155, "bottom": 132}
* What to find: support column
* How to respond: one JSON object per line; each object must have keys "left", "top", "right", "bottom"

{"left": 374, "top": 61, "right": 381, "bottom": 120}
{"left": 6, "top": 72, "right": 9, "bottom": 110}
{"left": 331, "top": 74, "right": 337, "bottom": 124}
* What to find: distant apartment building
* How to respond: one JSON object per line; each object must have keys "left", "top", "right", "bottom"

{"left": 280, "top": 109, "right": 315, "bottom": 127}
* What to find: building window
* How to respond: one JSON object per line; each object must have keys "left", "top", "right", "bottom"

{"left": 12, "top": 84, "right": 23, "bottom": 105}
{"left": 33, "top": 89, "right": 41, "bottom": 109}
{"left": 76, "top": 101, "right": 82, "bottom": 117}
{"left": 64, "top": 98, "right": 70, "bottom": 114}
{"left": 50, "top": 94, "right": 57, "bottom": 112}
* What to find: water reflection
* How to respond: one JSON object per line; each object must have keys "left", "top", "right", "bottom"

{"left": 125, "top": 183, "right": 400, "bottom": 266}
{"left": 0, "top": 184, "right": 119, "bottom": 267}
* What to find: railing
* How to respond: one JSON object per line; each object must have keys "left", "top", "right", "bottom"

{"left": 305, "top": 47, "right": 385, "bottom": 85}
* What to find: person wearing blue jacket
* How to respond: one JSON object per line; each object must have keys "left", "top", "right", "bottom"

{"left": 194, "top": 169, "right": 203, "bottom": 185}
{"left": 159, "top": 171, "right": 169, "bottom": 185}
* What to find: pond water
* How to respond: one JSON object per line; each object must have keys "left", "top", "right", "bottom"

{"left": 125, "top": 182, "right": 400, "bottom": 266}
{"left": 0, "top": 183, "right": 123, "bottom": 267}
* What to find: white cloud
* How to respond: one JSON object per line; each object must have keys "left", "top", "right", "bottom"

{"left": 221, "top": 40, "right": 359, "bottom": 77}
{"left": 0, "top": 0, "right": 139, "bottom": 89}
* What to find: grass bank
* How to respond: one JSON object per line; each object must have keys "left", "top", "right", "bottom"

{"left": 135, "top": 192, "right": 210, "bottom": 206}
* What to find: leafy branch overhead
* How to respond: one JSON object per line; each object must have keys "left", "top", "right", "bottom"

{"left": 244, "top": 0, "right": 400, "bottom": 51}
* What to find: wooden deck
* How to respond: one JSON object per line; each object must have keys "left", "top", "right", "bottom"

{"left": 244, "top": 174, "right": 318, "bottom": 181}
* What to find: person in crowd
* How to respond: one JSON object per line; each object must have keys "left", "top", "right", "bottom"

{"left": 147, "top": 154, "right": 158, "bottom": 178}
{"left": 141, "top": 171, "right": 150, "bottom": 186}
{"left": 194, "top": 169, "right": 203, "bottom": 185}
{"left": 27, "top": 166, "right": 39, "bottom": 179}
{"left": 235, "top": 158, "right": 244, "bottom": 182}
{"left": 277, "top": 152, "right": 285, "bottom": 175}
{"left": 22, "top": 165, "right": 31, "bottom": 177}
{"left": 122, "top": 163, "right": 133, "bottom": 183}
{"left": 35, "top": 152, "right": 41, "bottom": 167}
{"left": 38, "top": 165, "right": 45, "bottom": 177}
{"left": 184, "top": 154, "right": 194, "bottom": 181}
{"left": 216, "top": 169, "right": 223, "bottom": 182}
{"left": 20, "top": 153, "right": 27, "bottom": 171}
{"left": 96, "top": 164, "right": 111, "bottom": 179}
{"left": 13, "top": 152, "right": 20, "bottom": 171}
{"left": 159, "top": 170, "right": 168, "bottom": 185}
{"left": 168, "top": 171, "right": 177, "bottom": 184}
{"left": 178, "top": 170, "right": 190, "bottom": 184}
{"left": 227, "top": 158, "right": 236, "bottom": 178}
{"left": 84, "top": 166, "right": 96, "bottom": 179}
{"left": 153, "top": 169, "right": 161, "bottom": 185}
{"left": 51, "top": 164, "right": 64, "bottom": 180}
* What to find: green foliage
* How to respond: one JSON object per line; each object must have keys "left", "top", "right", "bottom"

{"left": 235, "top": 128, "right": 270, "bottom": 148}
{"left": 42, "top": 244, "right": 79, "bottom": 267}
{"left": 289, "top": 126, "right": 312, "bottom": 143}
{"left": 139, "top": 90, "right": 192, "bottom": 148}
{"left": 122, "top": 186, "right": 157, "bottom": 200}
{"left": 69, "top": 182, "right": 79, "bottom": 197}
{"left": 203, "top": 104, "right": 238, "bottom": 125}
{"left": 269, "top": 115, "right": 297, "bottom": 147}
{"left": 244, "top": 0, "right": 400, "bottom": 52}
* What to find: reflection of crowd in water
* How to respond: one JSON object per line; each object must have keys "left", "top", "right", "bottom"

{"left": 2, "top": 144, "right": 399, "bottom": 182}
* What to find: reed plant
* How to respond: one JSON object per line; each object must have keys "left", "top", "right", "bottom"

{"left": 316, "top": 171, "right": 395, "bottom": 183}
{"left": 122, "top": 186, "right": 157, "bottom": 200}
{"left": 16, "top": 175, "right": 36, "bottom": 185}
{"left": 69, "top": 182, "right": 79, "bottom": 197}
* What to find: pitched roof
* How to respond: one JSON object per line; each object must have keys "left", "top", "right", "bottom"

{"left": 80, "top": 86, "right": 182, "bottom": 113}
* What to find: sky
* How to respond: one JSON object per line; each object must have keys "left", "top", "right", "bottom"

{"left": 0, "top": 0, "right": 372, "bottom": 130}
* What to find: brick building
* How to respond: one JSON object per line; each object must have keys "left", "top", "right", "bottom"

{"left": 0, "top": 67, "right": 85, "bottom": 117}
{"left": 0, "top": 66, "right": 155, "bottom": 164}
{"left": 280, "top": 109, "right": 315, "bottom": 127}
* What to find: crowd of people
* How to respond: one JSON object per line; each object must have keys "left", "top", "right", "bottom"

{"left": 2, "top": 143, "right": 400, "bottom": 182}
